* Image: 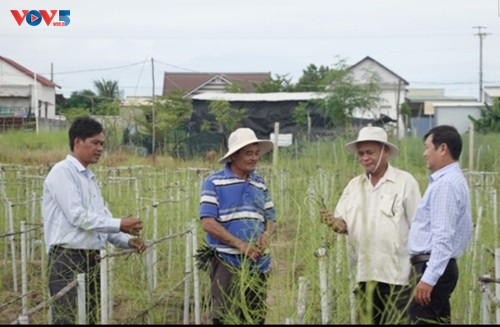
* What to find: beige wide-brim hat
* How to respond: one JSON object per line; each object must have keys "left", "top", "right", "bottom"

{"left": 219, "top": 128, "right": 274, "bottom": 164}
{"left": 345, "top": 126, "right": 399, "bottom": 159}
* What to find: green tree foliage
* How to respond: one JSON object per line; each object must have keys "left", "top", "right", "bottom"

{"left": 133, "top": 90, "right": 193, "bottom": 155}
{"left": 224, "top": 82, "right": 245, "bottom": 93}
{"left": 254, "top": 74, "right": 294, "bottom": 92}
{"left": 93, "top": 78, "right": 120, "bottom": 100}
{"left": 315, "top": 58, "right": 382, "bottom": 128}
{"left": 400, "top": 102, "right": 412, "bottom": 133}
{"left": 469, "top": 98, "right": 500, "bottom": 133}
{"left": 56, "top": 90, "right": 96, "bottom": 115}
{"left": 293, "top": 102, "right": 309, "bottom": 127}
{"left": 57, "top": 86, "right": 121, "bottom": 117}
{"left": 201, "top": 100, "right": 247, "bottom": 142}
{"left": 294, "top": 64, "right": 332, "bottom": 91}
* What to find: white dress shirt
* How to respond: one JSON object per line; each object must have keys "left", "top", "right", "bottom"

{"left": 42, "top": 155, "right": 131, "bottom": 253}
{"left": 335, "top": 164, "right": 421, "bottom": 285}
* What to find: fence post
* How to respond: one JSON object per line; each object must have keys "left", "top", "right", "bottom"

{"left": 8, "top": 200, "right": 18, "bottom": 293}
{"left": 480, "top": 274, "right": 492, "bottom": 324}
{"left": 21, "top": 221, "right": 28, "bottom": 315}
{"left": 100, "top": 248, "right": 108, "bottom": 325}
{"left": 77, "top": 273, "right": 86, "bottom": 325}
{"left": 496, "top": 248, "right": 500, "bottom": 323}
{"left": 183, "top": 224, "right": 193, "bottom": 324}
{"left": 297, "top": 276, "right": 311, "bottom": 324}
{"left": 315, "top": 246, "right": 330, "bottom": 324}
{"left": 191, "top": 221, "right": 201, "bottom": 324}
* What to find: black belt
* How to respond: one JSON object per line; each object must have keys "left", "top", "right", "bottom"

{"left": 51, "top": 245, "right": 99, "bottom": 257}
{"left": 410, "top": 254, "right": 456, "bottom": 265}
{"left": 410, "top": 254, "right": 431, "bottom": 265}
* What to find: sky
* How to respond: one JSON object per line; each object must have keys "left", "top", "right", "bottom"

{"left": 1, "top": 0, "right": 500, "bottom": 99}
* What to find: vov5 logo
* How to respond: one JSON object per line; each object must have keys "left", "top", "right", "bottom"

{"left": 11, "top": 10, "right": 70, "bottom": 26}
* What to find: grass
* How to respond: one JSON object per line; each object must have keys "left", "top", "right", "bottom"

{"left": 0, "top": 129, "right": 499, "bottom": 324}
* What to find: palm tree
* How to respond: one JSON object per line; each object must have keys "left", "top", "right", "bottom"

{"left": 93, "top": 78, "right": 119, "bottom": 100}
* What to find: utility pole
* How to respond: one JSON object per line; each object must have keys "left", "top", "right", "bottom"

{"left": 473, "top": 26, "right": 490, "bottom": 103}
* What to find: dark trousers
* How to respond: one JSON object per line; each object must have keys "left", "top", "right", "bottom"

{"left": 48, "top": 246, "right": 100, "bottom": 325}
{"left": 409, "top": 259, "right": 458, "bottom": 325}
{"left": 210, "top": 255, "right": 268, "bottom": 325}
{"left": 356, "top": 281, "right": 412, "bottom": 324}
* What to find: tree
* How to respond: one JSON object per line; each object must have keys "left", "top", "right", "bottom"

{"left": 56, "top": 89, "right": 96, "bottom": 117}
{"left": 224, "top": 82, "right": 245, "bottom": 93}
{"left": 400, "top": 102, "right": 412, "bottom": 134}
{"left": 254, "top": 74, "right": 294, "bottom": 92}
{"left": 201, "top": 100, "right": 247, "bottom": 144}
{"left": 133, "top": 90, "right": 193, "bottom": 156}
{"left": 294, "top": 64, "right": 332, "bottom": 91}
{"left": 316, "top": 57, "right": 382, "bottom": 128}
{"left": 469, "top": 98, "right": 500, "bottom": 133}
{"left": 93, "top": 78, "right": 120, "bottom": 100}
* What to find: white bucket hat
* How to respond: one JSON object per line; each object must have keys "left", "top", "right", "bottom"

{"left": 345, "top": 126, "right": 399, "bottom": 159}
{"left": 219, "top": 128, "right": 274, "bottom": 164}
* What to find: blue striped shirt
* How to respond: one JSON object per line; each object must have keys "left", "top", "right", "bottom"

{"left": 199, "top": 163, "right": 276, "bottom": 272}
{"left": 408, "top": 162, "right": 473, "bottom": 286}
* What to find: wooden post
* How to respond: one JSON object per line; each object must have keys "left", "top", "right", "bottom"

{"left": 273, "top": 122, "right": 279, "bottom": 171}
{"left": 469, "top": 124, "right": 474, "bottom": 172}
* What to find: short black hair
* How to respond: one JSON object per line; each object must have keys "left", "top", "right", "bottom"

{"left": 68, "top": 117, "right": 104, "bottom": 151}
{"left": 423, "top": 125, "right": 462, "bottom": 160}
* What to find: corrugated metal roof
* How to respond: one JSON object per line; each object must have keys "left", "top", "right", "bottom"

{"left": 191, "top": 92, "right": 328, "bottom": 102}
{"left": 428, "top": 101, "right": 483, "bottom": 107}
{"left": 484, "top": 86, "right": 500, "bottom": 97}
{"left": 424, "top": 101, "right": 484, "bottom": 115}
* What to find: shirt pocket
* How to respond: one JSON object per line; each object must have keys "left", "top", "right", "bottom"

{"left": 380, "top": 193, "right": 398, "bottom": 218}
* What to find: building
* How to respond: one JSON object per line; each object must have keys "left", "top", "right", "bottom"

{"left": 483, "top": 86, "right": 500, "bottom": 106}
{"left": 0, "top": 56, "right": 61, "bottom": 129}
{"left": 347, "top": 56, "right": 409, "bottom": 137}
{"left": 162, "top": 72, "right": 271, "bottom": 98}
{"left": 405, "top": 88, "right": 480, "bottom": 136}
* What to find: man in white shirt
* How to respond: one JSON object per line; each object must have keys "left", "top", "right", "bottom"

{"left": 320, "top": 126, "right": 421, "bottom": 324}
{"left": 42, "top": 117, "right": 146, "bottom": 324}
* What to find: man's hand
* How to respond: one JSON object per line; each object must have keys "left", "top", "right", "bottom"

{"left": 128, "top": 237, "right": 146, "bottom": 254}
{"left": 413, "top": 280, "right": 433, "bottom": 306}
{"left": 255, "top": 232, "right": 271, "bottom": 252}
{"left": 120, "top": 217, "right": 143, "bottom": 236}
{"left": 319, "top": 209, "right": 347, "bottom": 234}
{"left": 241, "top": 243, "right": 263, "bottom": 262}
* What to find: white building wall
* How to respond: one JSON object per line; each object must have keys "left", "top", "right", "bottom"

{"left": 350, "top": 59, "right": 407, "bottom": 137}
{"left": 435, "top": 106, "right": 482, "bottom": 134}
{"left": 0, "top": 58, "right": 57, "bottom": 119}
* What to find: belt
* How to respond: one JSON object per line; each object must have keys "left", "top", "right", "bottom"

{"left": 410, "top": 254, "right": 431, "bottom": 265}
{"left": 410, "top": 254, "right": 456, "bottom": 265}
{"left": 51, "top": 245, "right": 100, "bottom": 257}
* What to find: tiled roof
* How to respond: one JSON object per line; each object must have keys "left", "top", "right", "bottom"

{"left": 163, "top": 72, "right": 270, "bottom": 96}
{"left": 0, "top": 55, "right": 60, "bottom": 88}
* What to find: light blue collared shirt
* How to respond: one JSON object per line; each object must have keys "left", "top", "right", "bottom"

{"left": 408, "top": 162, "right": 473, "bottom": 286}
{"left": 42, "top": 155, "right": 131, "bottom": 254}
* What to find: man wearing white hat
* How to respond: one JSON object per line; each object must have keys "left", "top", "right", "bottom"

{"left": 320, "top": 126, "right": 421, "bottom": 324}
{"left": 199, "top": 127, "right": 276, "bottom": 325}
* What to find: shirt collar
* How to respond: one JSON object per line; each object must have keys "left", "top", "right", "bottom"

{"left": 362, "top": 163, "right": 396, "bottom": 184}
{"left": 66, "top": 154, "right": 95, "bottom": 179}
{"left": 223, "top": 162, "right": 256, "bottom": 180}
{"left": 429, "top": 161, "right": 460, "bottom": 183}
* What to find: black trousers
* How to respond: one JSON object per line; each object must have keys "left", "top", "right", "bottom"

{"left": 210, "top": 255, "right": 268, "bottom": 325}
{"left": 408, "top": 259, "right": 458, "bottom": 325}
{"left": 48, "top": 246, "right": 100, "bottom": 325}
{"left": 356, "top": 281, "right": 412, "bottom": 324}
